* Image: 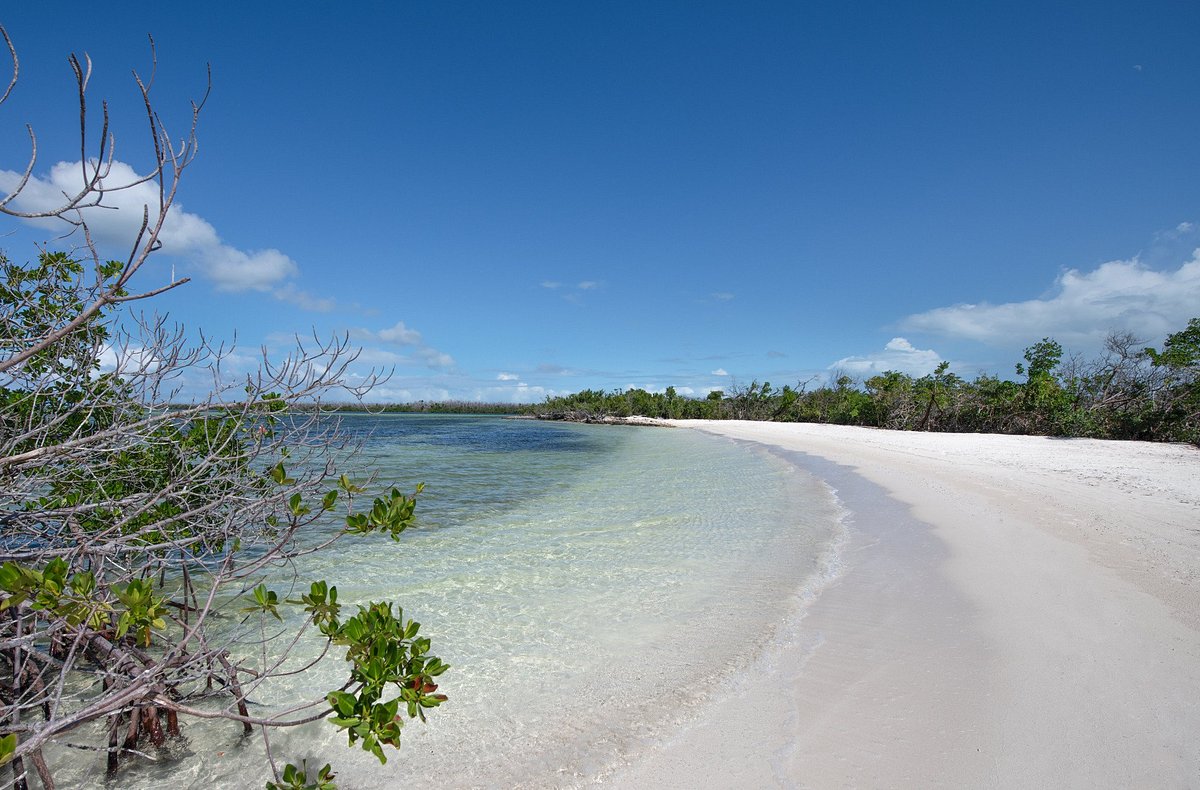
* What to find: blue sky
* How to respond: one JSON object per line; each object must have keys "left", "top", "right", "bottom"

{"left": 3, "top": 2, "right": 1199, "bottom": 402}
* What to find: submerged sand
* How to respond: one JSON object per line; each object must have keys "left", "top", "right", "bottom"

{"left": 607, "top": 421, "right": 1200, "bottom": 789}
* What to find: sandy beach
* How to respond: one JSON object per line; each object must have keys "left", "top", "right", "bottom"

{"left": 608, "top": 421, "right": 1200, "bottom": 789}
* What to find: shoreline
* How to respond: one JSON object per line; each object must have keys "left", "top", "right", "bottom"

{"left": 607, "top": 420, "right": 1200, "bottom": 788}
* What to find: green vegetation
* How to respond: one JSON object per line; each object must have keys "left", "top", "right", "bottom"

{"left": 0, "top": 29, "right": 444, "bottom": 789}
{"left": 536, "top": 322, "right": 1200, "bottom": 445}
{"left": 293, "top": 401, "right": 522, "bottom": 414}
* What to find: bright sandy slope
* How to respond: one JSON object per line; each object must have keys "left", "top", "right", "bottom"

{"left": 606, "top": 421, "right": 1200, "bottom": 789}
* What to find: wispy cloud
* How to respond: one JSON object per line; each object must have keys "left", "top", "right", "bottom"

{"left": 472, "top": 381, "right": 564, "bottom": 403}
{"left": 711, "top": 368, "right": 729, "bottom": 376}
{"left": 540, "top": 279, "right": 603, "bottom": 301}
{"left": 414, "top": 348, "right": 455, "bottom": 369}
{"left": 497, "top": 372, "right": 520, "bottom": 381}
{"left": 711, "top": 291, "right": 735, "bottom": 301}
{"left": 902, "top": 251, "right": 1200, "bottom": 349}
{"left": 354, "top": 320, "right": 455, "bottom": 370}
{"left": 376, "top": 321, "right": 423, "bottom": 345}
{"left": 273, "top": 283, "right": 335, "bottom": 312}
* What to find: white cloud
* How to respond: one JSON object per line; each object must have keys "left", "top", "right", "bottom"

{"left": 902, "top": 252, "right": 1200, "bottom": 349}
{"left": 831, "top": 337, "right": 943, "bottom": 377}
{"left": 363, "top": 385, "right": 454, "bottom": 403}
{"left": 619, "top": 384, "right": 697, "bottom": 396}
{"left": 471, "top": 383, "right": 560, "bottom": 404}
{"left": 203, "top": 248, "right": 298, "bottom": 292}
{"left": 711, "top": 291, "right": 735, "bottom": 301}
{"left": 497, "top": 372, "right": 520, "bottom": 381}
{"left": 541, "top": 280, "right": 601, "bottom": 300}
{"left": 0, "top": 160, "right": 309, "bottom": 297}
{"left": 415, "top": 348, "right": 455, "bottom": 369}
{"left": 377, "top": 321, "right": 423, "bottom": 346}
{"left": 711, "top": 368, "right": 729, "bottom": 376}
{"left": 355, "top": 321, "right": 454, "bottom": 371}
{"left": 96, "top": 343, "right": 160, "bottom": 375}
{"left": 273, "top": 283, "right": 335, "bottom": 312}
{"left": 344, "top": 347, "right": 410, "bottom": 367}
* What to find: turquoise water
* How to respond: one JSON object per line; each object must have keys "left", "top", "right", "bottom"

{"left": 82, "top": 416, "right": 846, "bottom": 788}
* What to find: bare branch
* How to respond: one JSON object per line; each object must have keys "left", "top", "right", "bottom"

{"left": 0, "top": 24, "right": 16, "bottom": 106}
{"left": 0, "top": 30, "right": 444, "bottom": 786}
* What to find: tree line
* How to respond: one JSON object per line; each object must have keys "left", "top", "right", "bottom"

{"left": 294, "top": 401, "right": 522, "bottom": 415}
{"left": 533, "top": 321, "right": 1200, "bottom": 445}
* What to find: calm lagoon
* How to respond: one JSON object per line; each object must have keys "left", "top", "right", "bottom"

{"left": 95, "top": 415, "right": 845, "bottom": 788}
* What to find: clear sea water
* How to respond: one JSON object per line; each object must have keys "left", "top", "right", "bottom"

{"left": 63, "top": 415, "right": 846, "bottom": 789}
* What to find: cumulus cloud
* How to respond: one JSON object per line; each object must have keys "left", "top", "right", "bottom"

{"left": 202, "top": 248, "right": 298, "bottom": 292}
{"left": 831, "top": 337, "right": 944, "bottom": 377}
{"left": 885, "top": 338, "right": 919, "bottom": 353}
{"left": 902, "top": 252, "right": 1200, "bottom": 348}
{"left": 497, "top": 372, "right": 520, "bottom": 381}
{"left": 711, "top": 368, "right": 729, "bottom": 376}
{"left": 0, "top": 160, "right": 316, "bottom": 299}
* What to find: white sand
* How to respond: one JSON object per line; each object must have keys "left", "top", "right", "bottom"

{"left": 606, "top": 421, "right": 1200, "bottom": 789}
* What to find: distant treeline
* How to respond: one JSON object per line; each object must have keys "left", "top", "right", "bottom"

{"left": 292, "top": 401, "right": 525, "bottom": 415}
{"left": 534, "top": 318, "right": 1200, "bottom": 445}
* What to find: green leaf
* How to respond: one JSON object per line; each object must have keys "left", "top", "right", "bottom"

{"left": 289, "top": 492, "right": 311, "bottom": 517}
{"left": 0, "top": 733, "right": 17, "bottom": 767}
{"left": 321, "top": 490, "right": 338, "bottom": 510}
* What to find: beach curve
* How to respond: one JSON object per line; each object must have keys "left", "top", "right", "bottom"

{"left": 606, "top": 420, "right": 1200, "bottom": 789}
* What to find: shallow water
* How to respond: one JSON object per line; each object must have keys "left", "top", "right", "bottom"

{"left": 54, "top": 416, "right": 846, "bottom": 788}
